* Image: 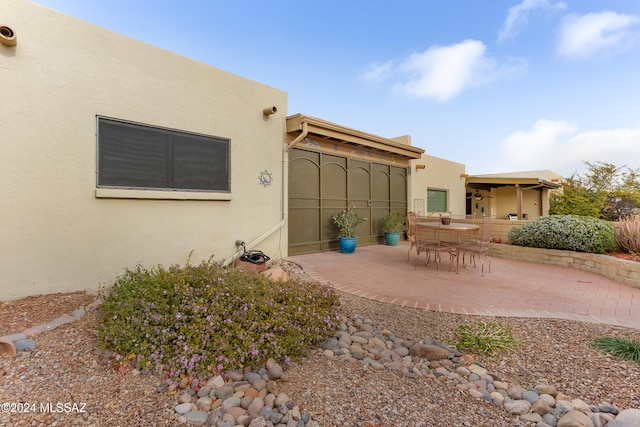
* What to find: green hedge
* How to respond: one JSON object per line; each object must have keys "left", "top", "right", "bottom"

{"left": 508, "top": 215, "right": 616, "bottom": 254}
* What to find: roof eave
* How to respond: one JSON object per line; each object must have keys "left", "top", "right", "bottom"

{"left": 465, "top": 176, "right": 562, "bottom": 189}
{"left": 286, "top": 114, "right": 424, "bottom": 160}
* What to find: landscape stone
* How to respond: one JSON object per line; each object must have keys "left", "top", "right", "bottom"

{"left": 408, "top": 343, "right": 449, "bottom": 360}
{"left": 267, "top": 362, "right": 284, "bottom": 380}
{"left": 615, "top": 408, "right": 640, "bottom": 424}
{"left": 557, "top": 410, "right": 595, "bottom": 427}
{"left": 571, "top": 398, "right": 592, "bottom": 413}
{"left": 467, "top": 364, "right": 487, "bottom": 376}
{"left": 520, "top": 412, "right": 543, "bottom": 424}
{"left": 532, "top": 398, "right": 554, "bottom": 416}
{"left": 507, "top": 384, "right": 527, "bottom": 399}
{"left": 504, "top": 399, "right": 531, "bottom": 415}
{"left": 13, "top": 339, "right": 36, "bottom": 352}
{"left": 248, "top": 417, "right": 268, "bottom": 427}
{"left": 2, "top": 333, "right": 27, "bottom": 342}
{"left": 184, "top": 410, "right": 208, "bottom": 424}
{"left": 222, "top": 396, "right": 241, "bottom": 410}
{"left": 522, "top": 390, "right": 540, "bottom": 403}
{"left": 587, "top": 412, "right": 615, "bottom": 427}
{"left": 543, "top": 413, "right": 559, "bottom": 426}
{"left": 174, "top": 402, "right": 192, "bottom": 415}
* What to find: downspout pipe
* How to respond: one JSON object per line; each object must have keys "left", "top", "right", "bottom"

{"left": 222, "top": 121, "right": 308, "bottom": 267}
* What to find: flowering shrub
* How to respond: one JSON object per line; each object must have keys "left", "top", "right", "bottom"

{"left": 97, "top": 259, "right": 341, "bottom": 384}
{"left": 508, "top": 214, "right": 616, "bottom": 254}
{"left": 332, "top": 206, "right": 366, "bottom": 238}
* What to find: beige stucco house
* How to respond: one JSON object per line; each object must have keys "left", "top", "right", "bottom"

{"left": 2, "top": 1, "right": 554, "bottom": 300}
{"left": 1, "top": 0, "right": 434, "bottom": 299}
{"left": 2, "top": 0, "right": 291, "bottom": 299}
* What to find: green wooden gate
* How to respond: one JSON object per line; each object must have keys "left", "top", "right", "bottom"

{"left": 288, "top": 148, "right": 407, "bottom": 255}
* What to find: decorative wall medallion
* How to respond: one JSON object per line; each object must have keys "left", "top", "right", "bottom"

{"left": 259, "top": 170, "right": 273, "bottom": 187}
{"left": 333, "top": 144, "right": 338, "bottom": 151}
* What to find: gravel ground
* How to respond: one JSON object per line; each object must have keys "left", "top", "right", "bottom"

{"left": 1, "top": 264, "right": 639, "bottom": 427}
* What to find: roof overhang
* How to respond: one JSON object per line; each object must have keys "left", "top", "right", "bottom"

{"left": 286, "top": 114, "right": 424, "bottom": 160}
{"left": 465, "top": 176, "right": 562, "bottom": 190}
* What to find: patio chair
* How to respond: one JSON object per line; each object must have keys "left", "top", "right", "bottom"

{"left": 406, "top": 212, "right": 417, "bottom": 261}
{"left": 414, "top": 223, "right": 457, "bottom": 274}
{"left": 458, "top": 217, "right": 494, "bottom": 276}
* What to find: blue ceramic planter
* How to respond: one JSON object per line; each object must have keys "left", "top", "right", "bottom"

{"left": 338, "top": 236, "right": 358, "bottom": 254}
{"left": 384, "top": 232, "right": 401, "bottom": 246}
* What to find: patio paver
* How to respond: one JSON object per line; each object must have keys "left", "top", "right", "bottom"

{"left": 287, "top": 241, "right": 640, "bottom": 330}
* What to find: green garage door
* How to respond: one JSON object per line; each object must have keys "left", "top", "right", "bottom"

{"left": 288, "top": 148, "right": 408, "bottom": 255}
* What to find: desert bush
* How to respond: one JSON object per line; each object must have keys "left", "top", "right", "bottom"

{"left": 454, "top": 321, "right": 521, "bottom": 355}
{"left": 616, "top": 214, "right": 640, "bottom": 254}
{"left": 97, "top": 259, "right": 341, "bottom": 383}
{"left": 508, "top": 215, "right": 616, "bottom": 254}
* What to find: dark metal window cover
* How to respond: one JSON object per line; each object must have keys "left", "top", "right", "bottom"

{"left": 97, "top": 117, "right": 230, "bottom": 192}
{"left": 427, "top": 189, "right": 448, "bottom": 212}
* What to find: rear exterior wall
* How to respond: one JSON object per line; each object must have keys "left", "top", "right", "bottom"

{"left": 1, "top": 0, "right": 288, "bottom": 299}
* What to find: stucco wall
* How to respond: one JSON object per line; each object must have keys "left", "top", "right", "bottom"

{"left": 1, "top": 0, "right": 288, "bottom": 299}
{"left": 409, "top": 154, "right": 466, "bottom": 216}
{"left": 493, "top": 187, "right": 545, "bottom": 220}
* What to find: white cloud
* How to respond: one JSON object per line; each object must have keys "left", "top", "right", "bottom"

{"left": 391, "top": 39, "right": 526, "bottom": 102}
{"left": 498, "top": 0, "right": 567, "bottom": 43}
{"left": 360, "top": 61, "right": 395, "bottom": 83}
{"left": 557, "top": 11, "right": 640, "bottom": 58}
{"left": 499, "top": 120, "right": 640, "bottom": 175}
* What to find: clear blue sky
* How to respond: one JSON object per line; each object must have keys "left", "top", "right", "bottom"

{"left": 33, "top": 0, "right": 640, "bottom": 177}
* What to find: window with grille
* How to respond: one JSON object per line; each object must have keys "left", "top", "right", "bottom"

{"left": 97, "top": 117, "right": 230, "bottom": 192}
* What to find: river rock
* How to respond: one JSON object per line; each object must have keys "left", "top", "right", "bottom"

{"left": 557, "top": 410, "right": 595, "bottom": 427}
{"left": 504, "top": 399, "right": 531, "bottom": 415}
{"left": 408, "top": 343, "right": 449, "bottom": 360}
{"left": 615, "top": 408, "right": 640, "bottom": 424}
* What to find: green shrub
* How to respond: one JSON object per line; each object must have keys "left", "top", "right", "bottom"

{"left": 593, "top": 336, "right": 640, "bottom": 363}
{"left": 616, "top": 214, "right": 640, "bottom": 254}
{"left": 454, "top": 321, "right": 522, "bottom": 355}
{"left": 508, "top": 214, "right": 616, "bottom": 254}
{"left": 97, "top": 259, "right": 341, "bottom": 383}
{"left": 382, "top": 212, "right": 406, "bottom": 233}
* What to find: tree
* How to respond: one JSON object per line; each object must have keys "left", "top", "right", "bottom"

{"left": 550, "top": 161, "right": 640, "bottom": 220}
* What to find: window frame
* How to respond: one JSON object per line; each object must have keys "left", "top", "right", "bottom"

{"left": 426, "top": 188, "right": 448, "bottom": 213}
{"left": 95, "top": 116, "right": 231, "bottom": 200}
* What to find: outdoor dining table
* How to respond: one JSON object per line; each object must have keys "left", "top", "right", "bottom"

{"left": 417, "top": 221, "right": 480, "bottom": 273}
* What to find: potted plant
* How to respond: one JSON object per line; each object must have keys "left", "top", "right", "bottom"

{"left": 382, "top": 212, "right": 406, "bottom": 246}
{"left": 439, "top": 211, "right": 452, "bottom": 225}
{"left": 332, "top": 206, "right": 366, "bottom": 253}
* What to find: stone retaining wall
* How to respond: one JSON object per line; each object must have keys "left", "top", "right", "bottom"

{"left": 489, "top": 243, "right": 640, "bottom": 289}
{"left": 490, "top": 219, "right": 525, "bottom": 243}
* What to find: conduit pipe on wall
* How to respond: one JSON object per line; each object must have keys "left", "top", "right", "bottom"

{"left": 0, "top": 25, "right": 17, "bottom": 47}
{"left": 263, "top": 106, "right": 277, "bottom": 116}
{"left": 222, "top": 121, "right": 309, "bottom": 267}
